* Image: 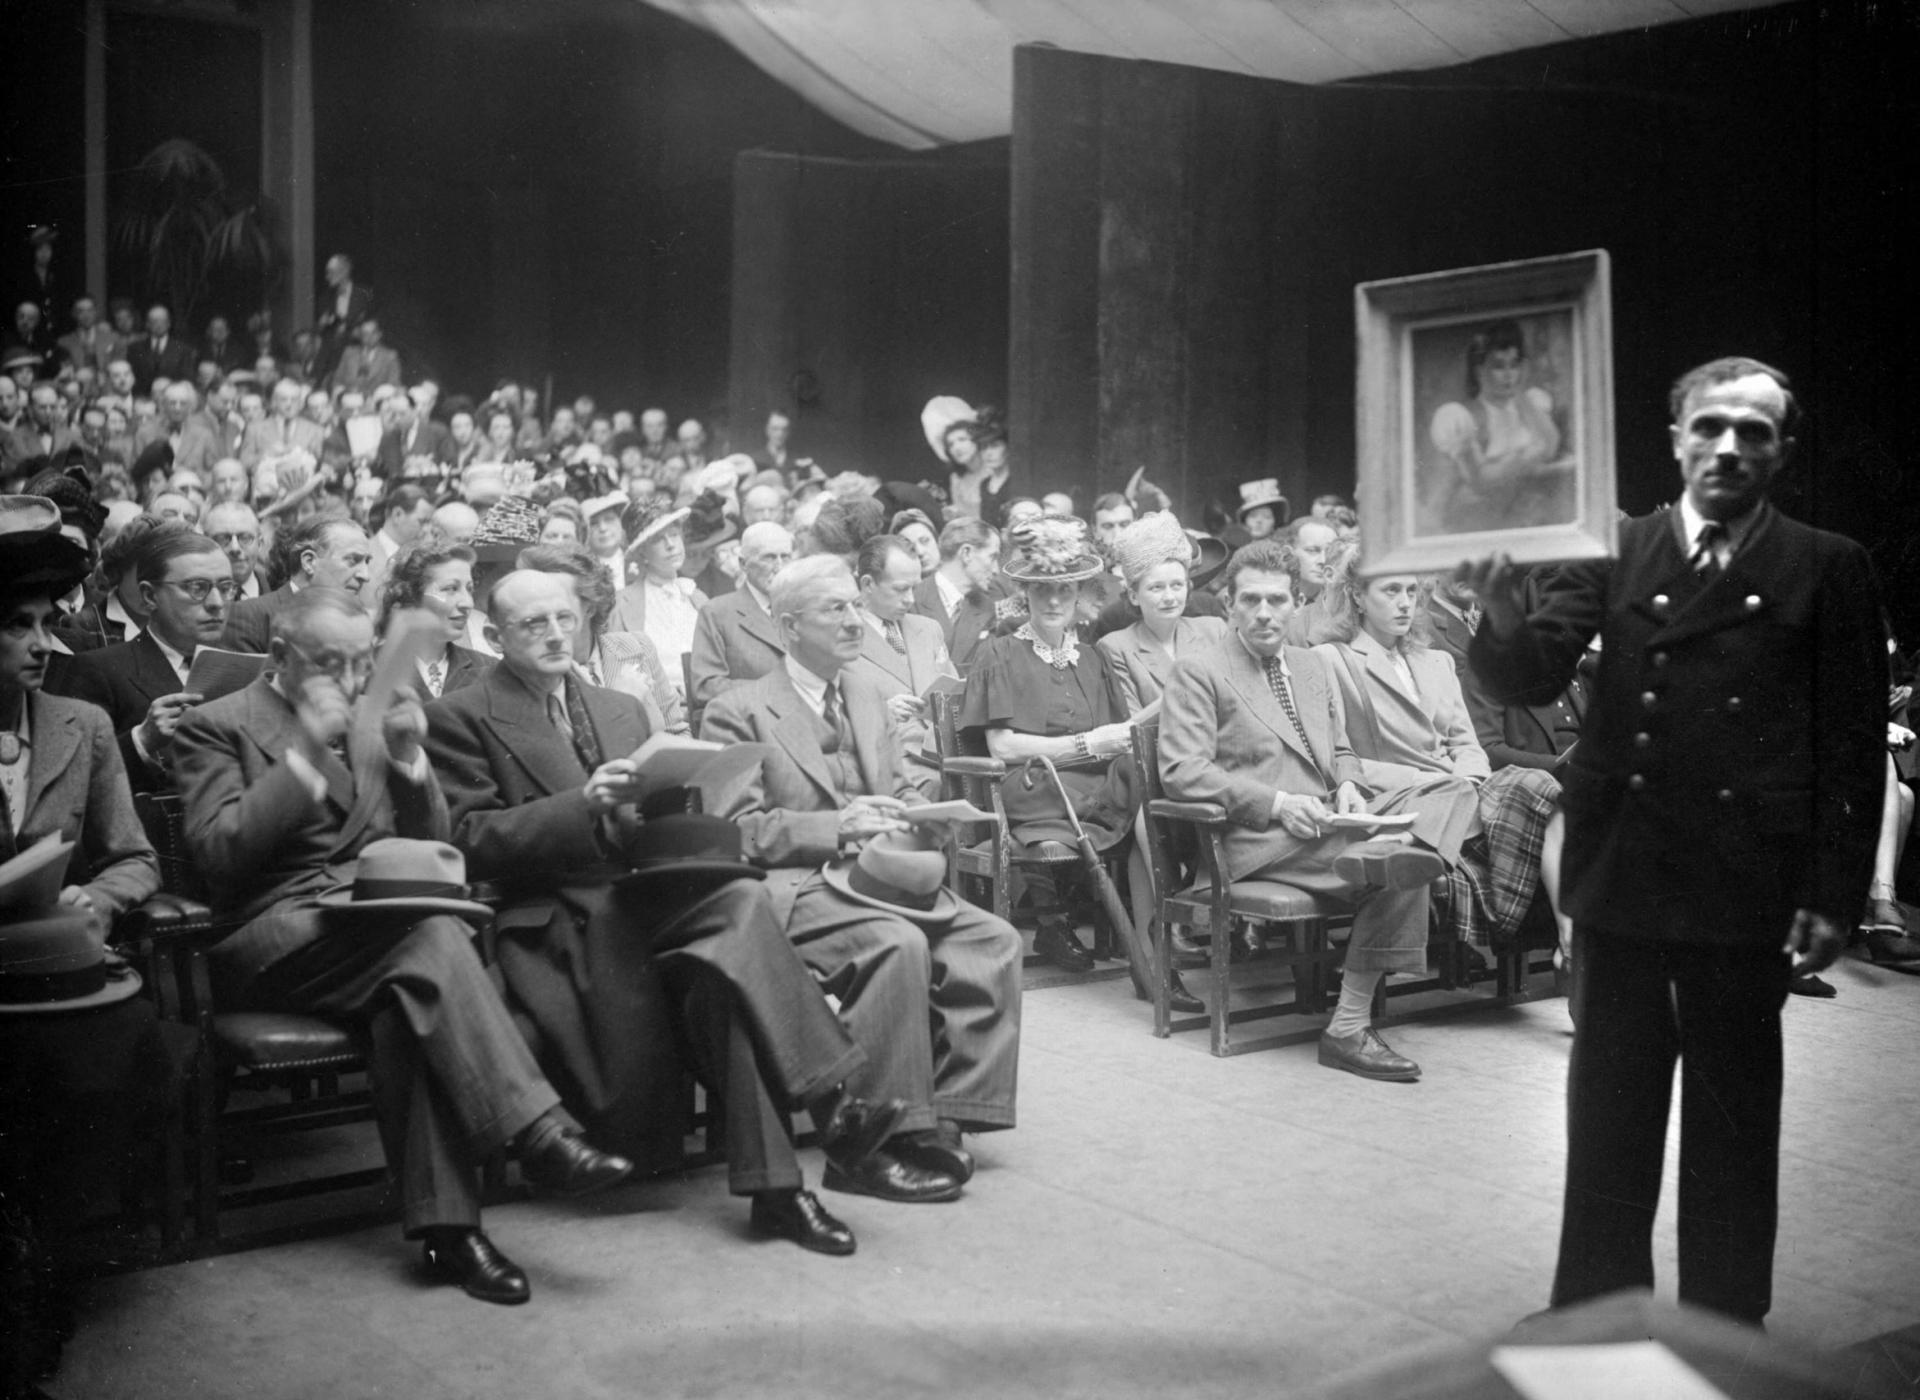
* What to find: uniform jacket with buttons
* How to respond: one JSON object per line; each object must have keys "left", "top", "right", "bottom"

{"left": 1469, "top": 502, "right": 1883, "bottom": 942}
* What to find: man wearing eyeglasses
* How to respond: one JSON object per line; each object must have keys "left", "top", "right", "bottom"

{"left": 203, "top": 499, "right": 267, "bottom": 599}
{"left": 52, "top": 530, "right": 235, "bottom": 793}
{"left": 222, "top": 513, "right": 373, "bottom": 654}
{"left": 172, "top": 587, "right": 633, "bottom": 1304}
{"left": 424, "top": 570, "right": 911, "bottom": 1258}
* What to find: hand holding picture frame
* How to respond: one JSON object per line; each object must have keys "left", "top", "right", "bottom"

{"left": 1355, "top": 249, "right": 1617, "bottom": 576}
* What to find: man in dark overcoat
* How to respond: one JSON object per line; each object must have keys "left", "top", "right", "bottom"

{"left": 425, "top": 569, "right": 903, "bottom": 1256}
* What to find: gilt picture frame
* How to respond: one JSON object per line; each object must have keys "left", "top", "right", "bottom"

{"left": 1355, "top": 249, "right": 1616, "bottom": 576}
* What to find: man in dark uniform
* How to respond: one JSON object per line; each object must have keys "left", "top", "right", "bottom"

{"left": 1462, "top": 356, "right": 1884, "bottom": 1326}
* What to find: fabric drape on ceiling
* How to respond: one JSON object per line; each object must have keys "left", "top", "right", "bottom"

{"left": 639, "top": 0, "right": 1774, "bottom": 149}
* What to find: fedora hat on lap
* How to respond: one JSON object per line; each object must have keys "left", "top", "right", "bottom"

{"left": 318, "top": 839, "right": 493, "bottom": 920}
{"left": 821, "top": 828, "right": 959, "bottom": 927}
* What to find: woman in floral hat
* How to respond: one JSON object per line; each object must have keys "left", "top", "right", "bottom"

{"left": 958, "top": 515, "right": 1200, "bottom": 1012}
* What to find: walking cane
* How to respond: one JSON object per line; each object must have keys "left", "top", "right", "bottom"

{"left": 1013, "top": 754, "right": 1136, "bottom": 958}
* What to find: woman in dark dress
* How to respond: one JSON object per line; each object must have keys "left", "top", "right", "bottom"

{"left": 959, "top": 514, "right": 1199, "bottom": 1011}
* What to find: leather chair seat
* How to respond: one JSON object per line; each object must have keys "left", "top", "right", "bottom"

{"left": 967, "top": 838, "right": 1078, "bottom": 864}
{"left": 1169, "top": 878, "right": 1328, "bottom": 922}
{"left": 213, "top": 1013, "right": 360, "bottom": 1072}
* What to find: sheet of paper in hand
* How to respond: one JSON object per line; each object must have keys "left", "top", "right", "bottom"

{"left": 0, "top": 837, "right": 74, "bottom": 913}
{"left": 185, "top": 647, "right": 269, "bottom": 703}
{"left": 346, "top": 609, "right": 444, "bottom": 764}
{"left": 344, "top": 414, "right": 383, "bottom": 460}
{"left": 628, "top": 733, "right": 772, "bottom": 805}
{"left": 1329, "top": 812, "right": 1417, "bottom": 830}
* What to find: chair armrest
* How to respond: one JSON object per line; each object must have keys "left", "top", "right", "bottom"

{"left": 940, "top": 756, "right": 1007, "bottom": 778}
{"left": 1148, "top": 799, "right": 1229, "bottom": 826}
{"left": 119, "top": 894, "right": 220, "bottom": 946}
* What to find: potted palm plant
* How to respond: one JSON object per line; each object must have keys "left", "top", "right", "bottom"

{"left": 112, "top": 139, "right": 279, "bottom": 327}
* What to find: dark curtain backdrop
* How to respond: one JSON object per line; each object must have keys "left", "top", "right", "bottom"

{"left": 309, "top": 0, "right": 888, "bottom": 430}
{"left": 727, "top": 146, "right": 1010, "bottom": 482}
{"left": 1008, "top": 3, "right": 1919, "bottom": 631}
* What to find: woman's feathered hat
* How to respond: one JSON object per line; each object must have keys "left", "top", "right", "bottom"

{"left": 1000, "top": 513, "right": 1105, "bottom": 586}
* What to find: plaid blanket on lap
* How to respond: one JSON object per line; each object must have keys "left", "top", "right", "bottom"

{"left": 1431, "top": 767, "right": 1559, "bottom": 946}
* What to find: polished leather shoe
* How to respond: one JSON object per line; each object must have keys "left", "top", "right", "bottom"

{"left": 823, "top": 1149, "right": 963, "bottom": 1203}
{"left": 1318, "top": 1026, "right": 1420, "bottom": 1082}
{"left": 1333, "top": 841, "right": 1447, "bottom": 891}
{"left": 750, "top": 1188, "right": 856, "bottom": 1256}
{"left": 1856, "top": 928, "right": 1920, "bottom": 966}
{"left": 519, "top": 1128, "right": 633, "bottom": 1197}
{"left": 421, "top": 1229, "right": 530, "bottom": 1305}
{"left": 1788, "top": 972, "right": 1837, "bottom": 998}
{"left": 1033, "top": 920, "right": 1095, "bottom": 974}
{"left": 817, "top": 1094, "right": 909, "bottom": 1175}
{"left": 1169, "top": 928, "right": 1210, "bottom": 970}
{"left": 1129, "top": 961, "right": 1204, "bottom": 1015}
{"left": 895, "top": 1120, "right": 974, "bottom": 1184}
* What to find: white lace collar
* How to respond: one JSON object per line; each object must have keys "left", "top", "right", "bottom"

{"left": 1014, "top": 621, "right": 1078, "bottom": 670}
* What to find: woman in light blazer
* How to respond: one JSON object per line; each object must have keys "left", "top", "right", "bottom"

{"left": 1310, "top": 546, "right": 1562, "bottom": 949}
{"left": 1096, "top": 512, "right": 1228, "bottom": 720}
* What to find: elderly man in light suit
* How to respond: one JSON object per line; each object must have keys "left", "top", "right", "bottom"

{"left": 1158, "top": 539, "right": 1477, "bottom": 1082}
{"left": 686, "top": 521, "right": 790, "bottom": 715}
{"left": 701, "top": 555, "right": 1022, "bottom": 1204}
{"left": 846, "top": 534, "right": 956, "bottom": 796}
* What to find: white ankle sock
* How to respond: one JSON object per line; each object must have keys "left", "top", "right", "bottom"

{"left": 1327, "top": 969, "right": 1382, "bottom": 1039}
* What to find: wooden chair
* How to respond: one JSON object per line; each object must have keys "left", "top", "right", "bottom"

{"left": 681, "top": 651, "right": 703, "bottom": 738}
{"left": 1132, "top": 722, "right": 1557, "bottom": 1054}
{"left": 127, "top": 790, "right": 734, "bottom": 1252}
{"left": 1131, "top": 720, "right": 1350, "bottom": 1055}
{"left": 124, "top": 793, "right": 383, "bottom": 1250}
{"left": 926, "top": 689, "right": 1120, "bottom": 962}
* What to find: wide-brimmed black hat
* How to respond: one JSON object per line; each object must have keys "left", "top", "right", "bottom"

{"left": 1, "top": 908, "right": 143, "bottom": 1014}
{"left": 682, "top": 490, "right": 737, "bottom": 551}
{"left": 0, "top": 495, "right": 91, "bottom": 599}
{"left": 614, "top": 814, "right": 765, "bottom": 891}
{"left": 1186, "top": 531, "right": 1230, "bottom": 590}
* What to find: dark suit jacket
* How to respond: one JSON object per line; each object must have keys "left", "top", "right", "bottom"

{"left": 1470, "top": 502, "right": 1884, "bottom": 941}
{"left": 171, "top": 676, "right": 450, "bottom": 983}
{"left": 425, "top": 666, "right": 643, "bottom": 894}
{"left": 424, "top": 664, "right": 698, "bottom": 1167}
{"left": 1462, "top": 661, "right": 1588, "bottom": 773}
{"left": 125, "top": 335, "right": 197, "bottom": 392}
{"left": 50, "top": 629, "right": 187, "bottom": 793}
{"left": 222, "top": 583, "right": 295, "bottom": 654}
{"left": 911, "top": 576, "right": 999, "bottom": 678}
{"left": 7, "top": 690, "right": 160, "bottom": 919}
{"left": 421, "top": 643, "right": 493, "bottom": 700}
{"left": 376, "top": 420, "right": 454, "bottom": 477}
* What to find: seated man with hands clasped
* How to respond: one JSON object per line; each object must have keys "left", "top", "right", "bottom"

{"left": 423, "top": 568, "right": 908, "bottom": 1259}
{"left": 701, "top": 555, "right": 1024, "bottom": 1203}
{"left": 172, "top": 586, "right": 634, "bottom": 1306}
{"left": 1157, "top": 539, "right": 1482, "bottom": 1082}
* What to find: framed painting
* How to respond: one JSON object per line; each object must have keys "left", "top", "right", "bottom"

{"left": 1355, "top": 249, "right": 1616, "bottom": 576}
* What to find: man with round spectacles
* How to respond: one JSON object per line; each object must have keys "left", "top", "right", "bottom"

{"left": 54, "top": 527, "right": 235, "bottom": 791}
